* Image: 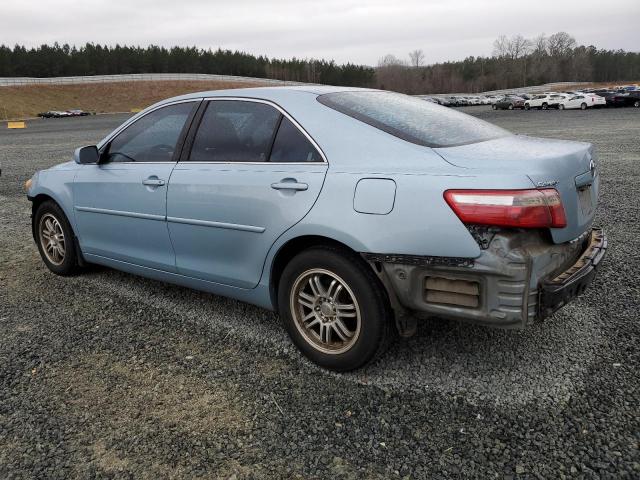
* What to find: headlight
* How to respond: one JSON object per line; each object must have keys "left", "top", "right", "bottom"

{"left": 24, "top": 178, "right": 32, "bottom": 191}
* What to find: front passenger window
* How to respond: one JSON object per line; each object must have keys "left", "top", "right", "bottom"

{"left": 105, "top": 102, "right": 194, "bottom": 162}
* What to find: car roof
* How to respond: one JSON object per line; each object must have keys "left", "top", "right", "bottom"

{"left": 162, "top": 85, "right": 376, "bottom": 104}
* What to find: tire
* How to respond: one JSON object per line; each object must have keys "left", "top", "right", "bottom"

{"left": 508, "top": 104, "right": 514, "bottom": 110}
{"left": 34, "top": 200, "right": 80, "bottom": 276}
{"left": 542, "top": 103, "right": 548, "bottom": 110}
{"left": 634, "top": 100, "right": 640, "bottom": 108}
{"left": 492, "top": 104, "right": 497, "bottom": 110}
{"left": 524, "top": 103, "right": 530, "bottom": 110}
{"left": 559, "top": 104, "right": 565, "bottom": 110}
{"left": 581, "top": 103, "right": 587, "bottom": 110}
{"left": 278, "top": 246, "right": 392, "bottom": 371}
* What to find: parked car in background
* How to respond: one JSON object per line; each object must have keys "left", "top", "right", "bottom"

{"left": 67, "top": 109, "right": 91, "bottom": 117}
{"left": 563, "top": 92, "right": 606, "bottom": 108}
{"left": 492, "top": 95, "right": 525, "bottom": 110}
{"left": 525, "top": 94, "right": 562, "bottom": 110}
{"left": 586, "top": 90, "right": 628, "bottom": 107}
{"left": 445, "top": 96, "right": 461, "bottom": 106}
{"left": 37, "top": 109, "right": 90, "bottom": 118}
{"left": 37, "top": 111, "right": 69, "bottom": 118}
{"left": 558, "top": 95, "right": 592, "bottom": 110}
{"left": 616, "top": 91, "right": 640, "bottom": 107}
{"left": 24, "top": 86, "right": 606, "bottom": 371}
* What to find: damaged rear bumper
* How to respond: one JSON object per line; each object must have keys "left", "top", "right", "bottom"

{"left": 365, "top": 228, "right": 607, "bottom": 329}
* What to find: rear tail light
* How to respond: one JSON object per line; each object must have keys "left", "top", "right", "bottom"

{"left": 444, "top": 189, "right": 567, "bottom": 228}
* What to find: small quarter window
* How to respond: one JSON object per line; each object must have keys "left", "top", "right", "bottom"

{"left": 270, "top": 117, "right": 322, "bottom": 163}
{"left": 106, "top": 102, "right": 194, "bottom": 162}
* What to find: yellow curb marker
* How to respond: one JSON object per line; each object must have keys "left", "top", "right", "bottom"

{"left": 130, "top": 108, "right": 142, "bottom": 113}
{"left": 8, "top": 121, "right": 26, "bottom": 129}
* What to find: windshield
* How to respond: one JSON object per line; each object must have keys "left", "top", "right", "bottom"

{"left": 317, "top": 91, "right": 510, "bottom": 148}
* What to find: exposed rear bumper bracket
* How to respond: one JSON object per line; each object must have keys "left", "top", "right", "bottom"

{"left": 538, "top": 228, "right": 607, "bottom": 319}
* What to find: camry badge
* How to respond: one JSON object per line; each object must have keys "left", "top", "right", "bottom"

{"left": 536, "top": 180, "right": 559, "bottom": 187}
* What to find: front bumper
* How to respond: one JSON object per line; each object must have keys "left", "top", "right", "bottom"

{"left": 367, "top": 228, "right": 607, "bottom": 329}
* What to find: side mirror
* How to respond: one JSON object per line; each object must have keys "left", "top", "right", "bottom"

{"left": 74, "top": 145, "right": 100, "bottom": 165}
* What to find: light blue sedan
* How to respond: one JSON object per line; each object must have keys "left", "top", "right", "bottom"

{"left": 26, "top": 86, "right": 607, "bottom": 370}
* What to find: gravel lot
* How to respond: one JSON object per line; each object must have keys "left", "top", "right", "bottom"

{"left": 1, "top": 106, "right": 639, "bottom": 479}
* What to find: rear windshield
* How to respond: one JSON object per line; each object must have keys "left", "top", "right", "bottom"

{"left": 317, "top": 91, "right": 510, "bottom": 148}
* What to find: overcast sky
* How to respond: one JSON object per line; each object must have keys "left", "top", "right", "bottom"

{"left": 1, "top": 0, "right": 638, "bottom": 66}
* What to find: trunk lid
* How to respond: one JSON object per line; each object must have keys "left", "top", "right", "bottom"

{"left": 434, "top": 135, "right": 599, "bottom": 244}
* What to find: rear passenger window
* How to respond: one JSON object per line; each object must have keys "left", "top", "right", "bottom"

{"left": 190, "top": 100, "right": 281, "bottom": 162}
{"left": 270, "top": 117, "right": 322, "bottom": 163}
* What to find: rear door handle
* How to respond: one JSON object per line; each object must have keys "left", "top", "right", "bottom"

{"left": 271, "top": 180, "right": 308, "bottom": 191}
{"left": 142, "top": 177, "right": 166, "bottom": 187}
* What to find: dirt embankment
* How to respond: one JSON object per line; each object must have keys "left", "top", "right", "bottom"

{"left": 0, "top": 80, "right": 269, "bottom": 120}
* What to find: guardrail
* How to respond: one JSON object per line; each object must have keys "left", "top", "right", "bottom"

{"left": 0, "top": 73, "right": 309, "bottom": 87}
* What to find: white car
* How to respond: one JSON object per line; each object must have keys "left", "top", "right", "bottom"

{"left": 559, "top": 94, "right": 596, "bottom": 110}
{"left": 524, "top": 94, "right": 558, "bottom": 110}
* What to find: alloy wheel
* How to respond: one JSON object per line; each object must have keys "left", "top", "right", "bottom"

{"left": 290, "top": 268, "right": 362, "bottom": 355}
{"left": 39, "top": 213, "right": 66, "bottom": 265}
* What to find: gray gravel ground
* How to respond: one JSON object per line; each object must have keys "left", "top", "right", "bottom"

{"left": 1, "top": 106, "right": 639, "bottom": 479}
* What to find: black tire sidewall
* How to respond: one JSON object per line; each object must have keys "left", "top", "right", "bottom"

{"left": 34, "top": 201, "right": 78, "bottom": 275}
{"left": 278, "top": 247, "right": 391, "bottom": 371}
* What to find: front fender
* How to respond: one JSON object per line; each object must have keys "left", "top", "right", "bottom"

{"left": 28, "top": 168, "right": 78, "bottom": 234}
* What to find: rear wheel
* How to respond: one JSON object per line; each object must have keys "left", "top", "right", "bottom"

{"left": 581, "top": 103, "right": 587, "bottom": 110}
{"left": 278, "top": 246, "right": 392, "bottom": 371}
{"left": 524, "top": 103, "right": 530, "bottom": 110}
{"left": 508, "top": 104, "right": 514, "bottom": 110}
{"left": 542, "top": 102, "right": 548, "bottom": 110}
{"left": 492, "top": 104, "right": 497, "bottom": 110}
{"left": 559, "top": 104, "right": 565, "bottom": 110}
{"left": 634, "top": 100, "right": 640, "bottom": 108}
{"left": 34, "top": 200, "right": 79, "bottom": 276}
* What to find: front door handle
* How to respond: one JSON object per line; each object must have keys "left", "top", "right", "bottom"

{"left": 271, "top": 179, "right": 308, "bottom": 191}
{"left": 142, "top": 177, "right": 166, "bottom": 187}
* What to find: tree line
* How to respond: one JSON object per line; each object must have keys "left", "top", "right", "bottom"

{"left": 0, "top": 34, "right": 638, "bottom": 94}
{"left": 0, "top": 43, "right": 375, "bottom": 86}
{"left": 377, "top": 32, "right": 640, "bottom": 94}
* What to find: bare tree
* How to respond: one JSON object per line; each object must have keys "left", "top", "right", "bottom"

{"left": 409, "top": 49, "right": 425, "bottom": 68}
{"left": 378, "top": 54, "right": 406, "bottom": 67}
{"left": 532, "top": 33, "right": 548, "bottom": 56}
{"left": 508, "top": 35, "right": 532, "bottom": 59}
{"left": 547, "top": 32, "right": 576, "bottom": 56}
{"left": 493, "top": 35, "right": 509, "bottom": 58}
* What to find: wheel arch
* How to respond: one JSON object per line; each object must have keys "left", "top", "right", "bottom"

{"left": 269, "top": 234, "right": 376, "bottom": 311}
{"left": 30, "top": 192, "right": 85, "bottom": 266}
{"left": 30, "top": 193, "right": 59, "bottom": 240}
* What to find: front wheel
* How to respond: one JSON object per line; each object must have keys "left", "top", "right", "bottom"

{"left": 492, "top": 104, "right": 497, "bottom": 110}
{"left": 34, "top": 200, "right": 80, "bottom": 275}
{"left": 278, "top": 247, "right": 392, "bottom": 371}
{"left": 559, "top": 104, "right": 565, "bottom": 110}
{"left": 524, "top": 103, "right": 530, "bottom": 110}
{"left": 634, "top": 100, "right": 639, "bottom": 108}
{"left": 581, "top": 103, "right": 587, "bottom": 110}
{"left": 542, "top": 103, "right": 548, "bottom": 110}
{"left": 508, "top": 104, "right": 514, "bottom": 110}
